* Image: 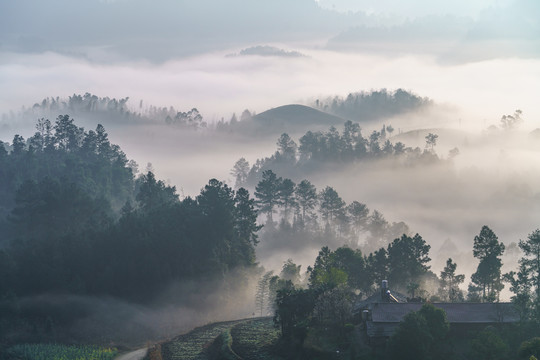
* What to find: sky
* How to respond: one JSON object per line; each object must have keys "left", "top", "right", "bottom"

{"left": 1, "top": 0, "right": 539, "bottom": 127}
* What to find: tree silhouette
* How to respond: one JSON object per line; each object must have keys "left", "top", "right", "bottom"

{"left": 278, "top": 178, "right": 297, "bottom": 221}
{"left": 500, "top": 109, "right": 523, "bottom": 130}
{"left": 295, "top": 179, "right": 317, "bottom": 223}
{"left": 439, "top": 258, "right": 465, "bottom": 302}
{"left": 276, "top": 133, "right": 297, "bottom": 161}
{"left": 319, "top": 186, "right": 345, "bottom": 224}
{"left": 231, "top": 157, "right": 250, "bottom": 188}
{"left": 387, "top": 234, "right": 431, "bottom": 289}
{"left": 425, "top": 133, "right": 438, "bottom": 153}
{"left": 254, "top": 170, "right": 282, "bottom": 223}
{"left": 471, "top": 225, "right": 505, "bottom": 302}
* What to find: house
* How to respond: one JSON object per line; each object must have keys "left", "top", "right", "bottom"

{"left": 355, "top": 281, "right": 519, "bottom": 342}
{"left": 365, "top": 302, "right": 519, "bottom": 339}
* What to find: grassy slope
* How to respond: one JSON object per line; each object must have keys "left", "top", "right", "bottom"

{"left": 229, "top": 318, "right": 282, "bottom": 360}
{"left": 160, "top": 320, "right": 242, "bottom": 360}
{"left": 156, "top": 318, "right": 282, "bottom": 360}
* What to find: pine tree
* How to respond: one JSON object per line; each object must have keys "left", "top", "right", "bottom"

{"left": 254, "top": 170, "right": 282, "bottom": 223}
{"left": 439, "top": 258, "right": 465, "bottom": 302}
{"left": 471, "top": 226, "right": 505, "bottom": 302}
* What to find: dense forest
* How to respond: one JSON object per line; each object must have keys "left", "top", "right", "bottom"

{"left": 0, "top": 116, "right": 260, "bottom": 343}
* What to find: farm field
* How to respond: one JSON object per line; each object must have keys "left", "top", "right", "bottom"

{"left": 156, "top": 317, "right": 281, "bottom": 360}
{"left": 4, "top": 343, "right": 118, "bottom": 360}
{"left": 229, "top": 318, "right": 282, "bottom": 360}
{"left": 160, "top": 320, "right": 243, "bottom": 360}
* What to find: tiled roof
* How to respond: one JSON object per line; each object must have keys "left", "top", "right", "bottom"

{"left": 354, "top": 290, "right": 408, "bottom": 311}
{"left": 370, "top": 302, "right": 519, "bottom": 323}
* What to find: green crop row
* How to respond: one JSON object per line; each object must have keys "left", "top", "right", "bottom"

{"left": 6, "top": 343, "right": 118, "bottom": 360}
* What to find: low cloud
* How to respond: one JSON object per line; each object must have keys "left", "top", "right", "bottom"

{"left": 227, "top": 45, "right": 308, "bottom": 58}
{"left": 1, "top": 49, "right": 539, "bottom": 138}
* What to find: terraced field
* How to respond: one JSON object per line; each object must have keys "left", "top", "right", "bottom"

{"left": 159, "top": 318, "right": 282, "bottom": 360}
{"left": 161, "top": 320, "right": 242, "bottom": 360}
{"left": 230, "top": 318, "right": 282, "bottom": 360}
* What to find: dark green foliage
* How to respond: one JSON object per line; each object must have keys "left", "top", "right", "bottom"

{"left": 5, "top": 343, "right": 117, "bottom": 360}
{"left": 276, "top": 133, "right": 297, "bottom": 161}
{"left": 505, "top": 229, "right": 540, "bottom": 322}
{"left": 387, "top": 234, "right": 431, "bottom": 290}
{"left": 318, "top": 186, "right": 345, "bottom": 224}
{"left": 10, "top": 178, "right": 113, "bottom": 296}
{"left": 417, "top": 303, "right": 450, "bottom": 342}
{"left": 229, "top": 318, "right": 281, "bottom": 360}
{"left": 161, "top": 320, "right": 244, "bottom": 360}
{"left": 278, "top": 178, "right": 297, "bottom": 221}
{"left": 388, "top": 304, "right": 449, "bottom": 360}
{"left": 294, "top": 179, "right": 317, "bottom": 223}
{"left": 517, "top": 230, "right": 540, "bottom": 317}
{"left": 235, "top": 187, "right": 263, "bottom": 247}
{"left": 366, "top": 248, "right": 389, "bottom": 288}
{"left": 274, "top": 285, "right": 317, "bottom": 346}
{"left": 519, "top": 337, "right": 540, "bottom": 359}
{"left": 388, "top": 311, "right": 432, "bottom": 360}
{"left": 135, "top": 171, "right": 178, "bottom": 211}
{"left": 307, "top": 246, "right": 371, "bottom": 296}
{"left": 313, "top": 284, "right": 354, "bottom": 330}
{"left": 347, "top": 201, "right": 369, "bottom": 236}
{"left": 0, "top": 117, "right": 261, "bottom": 309}
{"left": 471, "top": 226, "right": 505, "bottom": 302}
{"left": 11, "top": 177, "right": 112, "bottom": 239}
{"left": 0, "top": 116, "right": 133, "bottom": 228}
{"left": 439, "top": 258, "right": 465, "bottom": 302}
{"left": 255, "top": 170, "right": 282, "bottom": 223}
{"left": 469, "top": 327, "right": 510, "bottom": 360}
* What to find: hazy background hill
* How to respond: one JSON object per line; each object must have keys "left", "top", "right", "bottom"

{"left": 249, "top": 104, "right": 346, "bottom": 135}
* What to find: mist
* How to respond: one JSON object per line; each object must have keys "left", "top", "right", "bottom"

{"left": 1, "top": 0, "right": 539, "bottom": 352}
{"left": 4, "top": 269, "right": 261, "bottom": 346}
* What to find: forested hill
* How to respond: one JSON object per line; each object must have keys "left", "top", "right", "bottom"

{"left": 0, "top": 115, "right": 261, "bottom": 342}
{"left": 0, "top": 115, "right": 134, "bottom": 234}
{"left": 312, "top": 88, "right": 432, "bottom": 122}
{"left": 1, "top": 93, "right": 207, "bottom": 130}
{"left": 2, "top": 89, "right": 432, "bottom": 137}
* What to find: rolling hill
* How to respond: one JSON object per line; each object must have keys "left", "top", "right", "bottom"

{"left": 251, "top": 104, "right": 347, "bottom": 135}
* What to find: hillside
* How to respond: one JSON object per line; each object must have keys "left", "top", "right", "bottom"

{"left": 147, "top": 318, "right": 282, "bottom": 360}
{"left": 391, "top": 127, "right": 474, "bottom": 150}
{"left": 252, "top": 104, "right": 347, "bottom": 134}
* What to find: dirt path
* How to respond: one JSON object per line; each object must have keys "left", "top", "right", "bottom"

{"left": 115, "top": 348, "right": 147, "bottom": 360}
